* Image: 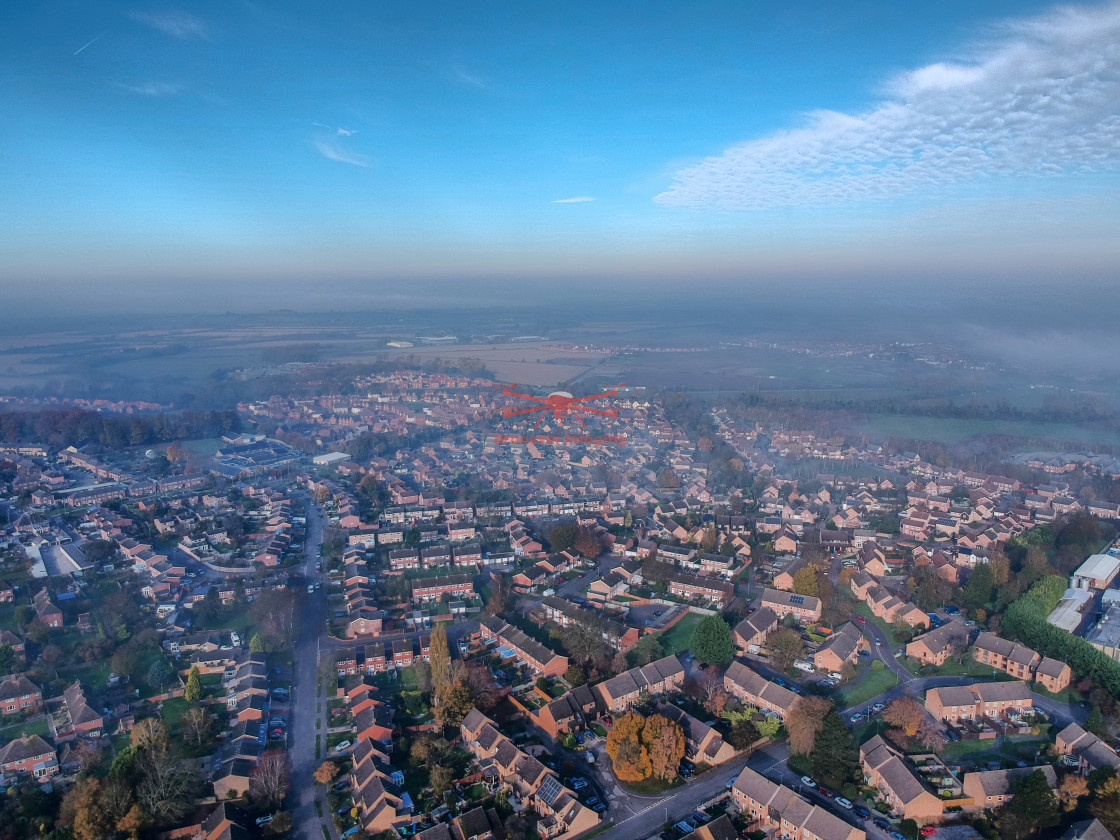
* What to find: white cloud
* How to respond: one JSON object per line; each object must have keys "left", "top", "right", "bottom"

{"left": 337, "top": 127, "right": 357, "bottom": 136}
{"left": 553, "top": 196, "right": 596, "bottom": 203}
{"left": 314, "top": 140, "right": 371, "bottom": 168}
{"left": 655, "top": 2, "right": 1120, "bottom": 211}
{"left": 131, "top": 10, "right": 209, "bottom": 39}
{"left": 114, "top": 81, "right": 182, "bottom": 96}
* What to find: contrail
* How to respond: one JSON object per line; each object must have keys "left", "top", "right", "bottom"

{"left": 73, "top": 33, "right": 105, "bottom": 55}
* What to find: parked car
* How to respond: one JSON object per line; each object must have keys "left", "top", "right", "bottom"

{"left": 333, "top": 740, "right": 351, "bottom": 751}
{"left": 726, "top": 775, "right": 737, "bottom": 789}
{"left": 854, "top": 806, "right": 871, "bottom": 819}
{"left": 801, "top": 776, "right": 816, "bottom": 787}
{"left": 872, "top": 703, "right": 886, "bottom": 712}
{"left": 679, "top": 764, "right": 692, "bottom": 778}
{"left": 256, "top": 816, "right": 274, "bottom": 827}
{"left": 920, "top": 827, "right": 937, "bottom": 836}
{"left": 836, "top": 797, "right": 853, "bottom": 810}
{"left": 874, "top": 819, "right": 891, "bottom": 830}
{"left": 855, "top": 616, "right": 866, "bottom": 624}
{"left": 818, "top": 785, "right": 834, "bottom": 798}
{"left": 850, "top": 712, "right": 863, "bottom": 723}
{"left": 571, "top": 778, "right": 588, "bottom": 790}
{"left": 341, "top": 828, "right": 361, "bottom": 838}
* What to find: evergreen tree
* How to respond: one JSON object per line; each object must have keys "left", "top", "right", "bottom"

{"left": 184, "top": 666, "right": 203, "bottom": 704}
{"left": 689, "top": 615, "right": 736, "bottom": 667}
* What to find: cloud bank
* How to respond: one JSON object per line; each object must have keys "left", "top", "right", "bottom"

{"left": 655, "top": 2, "right": 1120, "bottom": 211}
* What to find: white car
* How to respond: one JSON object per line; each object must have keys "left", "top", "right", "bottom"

{"left": 835, "top": 797, "right": 853, "bottom": 810}
{"left": 828, "top": 671, "right": 843, "bottom": 680}
{"left": 801, "top": 776, "right": 816, "bottom": 787}
{"left": 334, "top": 740, "right": 351, "bottom": 751}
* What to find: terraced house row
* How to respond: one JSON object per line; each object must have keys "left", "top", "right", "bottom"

{"left": 722, "top": 660, "right": 797, "bottom": 719}
{"left": 924, "top": 680, "right": 1034, "bottom": 723}
{"left": 972, "top": 632, "right": 1072, "bottom": 693}
{"left": 461, "top": 709, "right": 600, "bottom": 840}
{"left": 731, "top": 765, "right": 865, "bottom": 840}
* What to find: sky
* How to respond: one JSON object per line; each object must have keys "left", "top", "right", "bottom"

{"left": 1, "top": 0, "right": 1119, "bottom": 307}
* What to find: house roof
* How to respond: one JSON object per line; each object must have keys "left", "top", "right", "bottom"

{"left": 965, "top": 765, "right": 1057, "bottom": 796}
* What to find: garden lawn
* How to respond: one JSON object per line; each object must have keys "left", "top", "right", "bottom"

{"left": 160, "top": 697, "right": 192, "bottom": 729}
{"left": 621, "top": 775, "right": 686, "bottom": 795}
{"left": 901, "top": 656, "right": 1016, "bottom": 680}
{"left": 838, "top": 663, "right": 899, "bottom": 707}
{"left": 940, "top": 739, "right": 1000, "bottom": 758}
{"left": 658, "top": 613, "right": 702, "bottom": 656}
{"left": 0, "top": 716, "right": 50, "bottom": 741}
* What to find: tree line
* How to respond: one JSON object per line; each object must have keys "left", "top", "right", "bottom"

{"left": 0, "top": 407, "right": 241, "bottom": 448}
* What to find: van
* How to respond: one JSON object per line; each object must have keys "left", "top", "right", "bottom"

{"left": 794, "top": 660, "right": 814, "bottom": 672}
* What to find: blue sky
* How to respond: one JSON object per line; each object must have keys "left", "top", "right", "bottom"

{"left": 2, "top": 0, "right": 1118, "bottom": 298}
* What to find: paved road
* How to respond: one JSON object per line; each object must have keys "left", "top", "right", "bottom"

{"left": 290, "top": 499, "right": 330, "bottom": 840}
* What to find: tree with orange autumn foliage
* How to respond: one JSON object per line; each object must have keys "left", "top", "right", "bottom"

{"left": 606, "top": 712, "right": 651, "bottom": 781}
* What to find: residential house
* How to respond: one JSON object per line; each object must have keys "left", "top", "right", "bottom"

{"left": 961, "top": 766, "right": 1057, "bottom": 812}
{"left": 813, "top": 623, "right": 863, "bottom": 674}
{"left": 723, "top": 660, "right": 797, "bottom": 720}
{"left": 0, "top": 675, "right": 42, "bottom": 716}
{"left": 732, "top": 607, "right": 779, "bottom": 652}
{"left": 0, "top": 733, "right": 58, "bottom": 780}
{"left": 657, "top": 703, "right": 738, "bottom": 765}
{"left": 532, "top": 685, "right": 598, "bottom": 740}
{"left": 411, "top": 574, "right": 474, "bottom": 604}
{"left": 924, "top": 681, "right": 1034, "bottom": 723}
{"left": 478, "top": 615, "right": 568, "bottom": 677}
{"left": 731, "top": 765, "right": 865, "bottom": 840}
{"left": 972, "top": 633, "right": 1071, "bottom": 693}
{"left": 904, "top": 621, "right": 968, "bottom": 666}
{"left": 594, "top": 655, "right": 685, "bottom": 713}
{"left": 859, "top": 735, "right": 943, "bottom": 823}
{"left": 33, "top": 588, "right": 63, "bottom": 628}
{"left": 760, "top": 589, "right": 822, "bottom": 624}
{"left": 666, "top": 572, "right": 734, "bottom": 608}
{"left": 1055, "top": 722, "right": 1120, "bottom": 776}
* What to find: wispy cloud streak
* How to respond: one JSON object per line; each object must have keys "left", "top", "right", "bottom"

{"left": 131, "top": 10, "right": 209, "bottom": 39}
{"left": 553, "top": 196, "right": 596, "bottom": 203}
{"left": 655, "top": 2, "right": 1120, "bottom": 210}
{"left": 314, "top": 140, "right": 370, "bottom": 168}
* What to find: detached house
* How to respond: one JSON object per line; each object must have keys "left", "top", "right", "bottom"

{"left": 760, "top": 589, "right": 822, "bottom": 624}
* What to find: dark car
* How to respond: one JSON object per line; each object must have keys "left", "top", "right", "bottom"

{"left": 874, "top": 819, "right": 891, "bottom": 831}
{"left": 854, "top": 806, "right": 871, "bottom": 819}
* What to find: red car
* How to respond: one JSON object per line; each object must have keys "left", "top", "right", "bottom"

{"left": 855, "top": 616, "right": 866, "bottom": 624}
{"left": 920, "top": 827, "right": 936, "bottom": 836}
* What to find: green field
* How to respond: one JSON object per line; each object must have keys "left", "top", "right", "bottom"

{"left": 658, "top": 612, "right": 702, "bottom": 656}
{"left": 838, "top": 662, "right": 899, "bottom": 707}
{"left": 859, "top": 415, "right": 1120, "bottom": 448}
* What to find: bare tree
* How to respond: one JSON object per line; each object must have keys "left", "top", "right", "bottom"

{"left": 137, "top": 752, "right": 199, "bottom": 823}
{"left": 181, "top": 706, "right": 211, "bottom": 746}
{"left": 251, "top": 752, "right": 291, "bottom": 807}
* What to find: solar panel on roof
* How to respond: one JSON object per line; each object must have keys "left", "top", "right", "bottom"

{"left": 789, "top": 595, "right": 805, "bottom": 605}
{"left": 538, "top": 775, "right": 563, "bottom": 806}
